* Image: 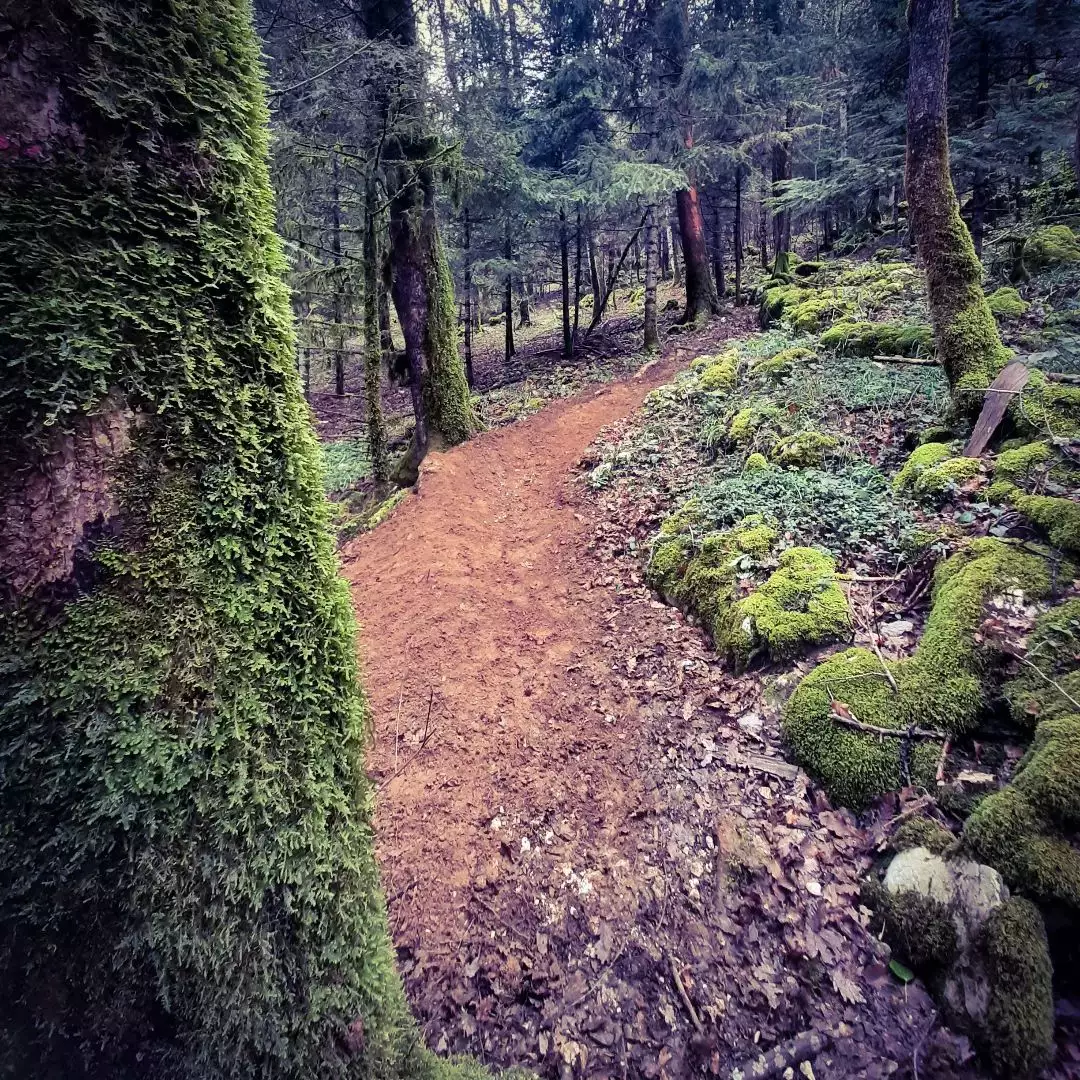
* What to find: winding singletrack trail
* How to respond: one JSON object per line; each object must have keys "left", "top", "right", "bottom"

{"left": 340, "top": 335, "right": 963, "bottom": 1078}
{"left": 342, "top": 354, "right": 683, "bottom": 947}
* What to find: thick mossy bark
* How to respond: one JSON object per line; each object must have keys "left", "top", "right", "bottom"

{"left": 906, "top": 0, "right": 1010, "bottom": 412}
{"left": 0, "top": 4, "right": 455, "bottom": 1077}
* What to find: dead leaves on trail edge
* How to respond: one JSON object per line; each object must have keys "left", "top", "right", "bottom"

{"left": 398, "top": 480, "right": 980, "bottom": 1079}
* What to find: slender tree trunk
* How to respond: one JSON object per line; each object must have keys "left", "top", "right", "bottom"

{"left": 734, "top": 166, "right": 744, "bottom": 304}
{"left": 434, "top": 0, "right": 460, "bottom": 99}
{"left": 971, "top": 37, "right": 991, "bottom": 257}
{"left": 379, "top": 244, "right": 395, "bottom": 360}
{"left": 560, "top": 207, "right": 572, "bottom": 358}
{"left": 463, "top": 206, "right": 474, "bottom": 386}
{"left": 0, "top": 3, "right": 415, "bottom": 1073}
{"left": 588, "top": 226, "right": 602, "bottom": 312}
{"left": 364, "top": 185, "right": 389, "bottom": 486}
{"left": 330, "top": 153, "right": 346, "bottom": 398}
{"left": 670, "top": 210, "right": 684, "bottom": 286}
{"left": 644, "top": 205, "right": 660, "bottom": 352}
{"left": 712, "top": 191, "right": 726, "bottom": 299}
{"left": 660, "top": 223, "right": 671, "bottom": 279}
{"left": 906, "top": 0, "right": 1008, "bottom": 405}
{"left": 771, "top": 116, "right": 793, "bottom": 258}
{"left": 759, "top": 168, "right": 770, "bottom": 269}
{"left": 504, "top": 223, "right": 515, "bottom": 361}
{"left": 573, "top": 207, "right": 583, "bottom": 346}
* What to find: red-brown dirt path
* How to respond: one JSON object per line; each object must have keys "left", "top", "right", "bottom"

{"left": 340, "top": 328, "right": 977, "bottom": 1079}
{"left": 342, "top": 351, "right": 685, "bottom": 948}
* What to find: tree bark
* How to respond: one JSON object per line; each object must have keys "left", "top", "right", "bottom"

{"left": 660, "top": 222, "right": 671, "bottom": 279}
{"left": 463, "top": 205, "right": 474, "bottom": 386}
{"left": 560, "top": 206, "right": 572, "bottom": 358}
{"left": 330, "top": 152, "right": 346, "bottom": 397}
{"left": 677, "top": 182, "right": 720, "bottom": 323}
{"left": 573, "top": 207, "right": 583, "bottom": 346}
{"left": 771, "top": 113, "right": 793, "bottom": 258}
{"left": 734, "top": 165, "right": 744, "bottom": 304}
{"left": 712, "top": 189, "right": 726, "bottom": 299}
{"left": 906, "top": 0, "right": 1009, "bottom": 405}
{"left": 670, "top": 209, "right": 684, "bottom": 285}
{"left": 0, "top": 2, "right": 412, "bottom": 1073}
{"left": 644, "top": 204, "right": 660, "bottom": 352}
{"left": 364, "top": 183, "right": 389, "bottom": 485}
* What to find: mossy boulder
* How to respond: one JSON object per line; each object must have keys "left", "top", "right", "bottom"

{"left": 784, "top": 539, "right": 1057, "bottom": 807}
{"left": 964, "top": 784, "right": 1080, "bottom": 911}
{"left": 788, "top": 296, "right": 854, "bottom": 334}
{"left": 862, "top": 877, "right": 958, "bottom": 972}
{"left": 1004, "top": 599, "right": 1080, "bottom": 726}
{"left": 894, "top": 442, "right": 985, "bottom": 503}
{"left": 982, "top": 898, "right": 1055, "bottom": 1079}
{"left": 1012, "top": 371, "right": 1080, "bottom": 439}
{"left": 989, "top": 479, "right": 1080, "bottom": 553}
{"left": 1024, "top": 223, "right": 1080, "bottom": 268}
{"left": 744, "top": 452, "right": 771, "bottom": 472}
{"left": 716, "top": 547, "right": 851, "bottom": 665}
{"left": 986, "top": 286, "right": 1030, "bottom": 320}
{"left": 819, "top": 320, "right": 933, "bottom": 358}
{"left": 727, "top": 400, "right": 788, "bottom": 447}
{"left": 759, "top": 282, "right": 810, "bottom": 325}
{"left": 751, "top": 345, "right": 814, "bottom": 380}
{"left": 696, "top": 350, "right": 741, "bottom": 392}
{"left": 770, "top": 430, "right": 840, "bottom": 468}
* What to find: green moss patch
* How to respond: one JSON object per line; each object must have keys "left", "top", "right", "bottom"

{"left": 986, "top": 287, "right": 1030, "bottom": 320}
{"left": 697, "top": 350, "right": 741, "bottom": 392}
{"left": 1024, "top": 223, "right": 1080, "bottom": 268}
{"left": 1004, "top": 598, "right": 1080, "bottom": 726}
{"left": 820, "top": 320, "right": 933, "bottom": 358}
{"left": 770, "top": 430, "right": 840, "bottom": 468}
{"left": 894, "top": 817, "right": 956, "bottom": 855}
{"left": 784, "top": 539, "right": 1056, "bottom": 807}
{"left": 982, "top": 898, "right": 1055, "bottom": 1079}
{"left": 716, "top": 547, "right": 851, "bottom": 665}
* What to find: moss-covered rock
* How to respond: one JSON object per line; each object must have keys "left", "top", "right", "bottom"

{"left": 964, "top": 785, "right": 1080, "bottom": 911}
{"left": 893, "top": 442, "right": 957, "bottom": 492}
{"left": 989, "top": 480, "right": 1080, "bottom": 553}
{"left": 1014, "top": 370, "right": 1080, "bottom": 439}
{"left": 1004, "top": 599, "right": 1080, "bottom": 726}
{"left": 894, "top": 817, "right": 956, "bottom": 855}
{"left": 760, "top": 282, "right": 810, "bottom": 325}
{"left": 982, "top": 898, "right": 1055, "bottom": 1080}
{"left": 1024, "top": 223, "right": 1080, "bottom": 268}
{"left": 744, "top": 452, "right": 771, "bottom": 472}
{"left": 716, "top": 547, "right": 851, "bottom": 664}
{"left": 770, "top": 430, "right": 841, "bottom": 468}
{"left": 783, "top": 539, "right": 1057, "bottom": 807}
{"left": 909, "top": 456, "right": 984, "bottom": 503}
{"left": 788, "top": 296, "right": 855, "bottom": 333}
{"left": 695, "top": 349, "right": 740, "bottom": 391}
{"left": 986, "top": 286, "right": 1030, "bottom": 320}
{"left": 993, "top": 441, "right": 1054, "bottom": 488}
{"left": 863, "top": 879, "right": 959, "bottom": 971}
{"left": 819, "top": 320, "right": 933, "bottom": 358}
{"left": 751, "top": 345, "right": 814, "bottom": 380}
{"left": 727, "top": 401, "right": 788, "bottom": 447}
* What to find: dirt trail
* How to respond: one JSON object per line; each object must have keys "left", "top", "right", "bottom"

{"left": 343, "top": 355, "right": 681, "bottom": 946}
{"left": 341, "top": 339, "right": 971, "bottom": 1079}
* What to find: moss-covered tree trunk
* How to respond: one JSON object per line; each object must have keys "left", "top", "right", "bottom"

{"left": 906, "top": 0, "right": 1009, "bottom": 410}
{"left": 362, "top": 0, "right": 476, "bottom": 473}
{"left": 365, "top": 183, "right": 390, "bottom": 487}
{"left": 0, "top": 3, "right": 440, "bottom": 1076}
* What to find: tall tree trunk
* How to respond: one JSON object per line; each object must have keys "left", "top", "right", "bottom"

{"left": 365, "top": 0, "right": 475, "bottom": 471}
{"left": 560, "top": 207, "right": 572, "bottom": 358}
{"left": 0, "top": 2, "right": 421, "bottom": 1074}
{"left": 434, "top": 0, "right": 460, "bottom": 98}
{"left": 588, "top": 226, "right": 602, "bottom": 312}
{"left": 906, "top": 0, "right": 1008, "bottom": 404}
{"left": 734, "top": 165, "right": 744, "bottom": 304}
{"left": 712, "top": 190, "right": 726, "bottom": 299}
{"left": 330, "top": 153, "right": 346, "bottom": 398}
{"left": 670, "top": 209, "right": 684, "bottom": 285}
{"left": 677, "top": 182, "right": 720, "bottom": 323}
{"left": 660, "top": 222, "right": 671, "bottom": 279}
{"left": 504, "top": 224, "right": 515, "bottom": 361}
{"left": 971, "top": 37, "right": 991, "bottom": 258}
{"left": 364, "top": 183, "right": 389, "bottom": 486}
{"left": 644, "top": 205, "right": 660, "bottom": 352}
{"left": 771, "top": 112, "right": 793, "bottom": 258}
{"left": 573, "top": 207, "right": 584, "bottom": 345}
{"left": 463, "top": 206, "right": 474, "bottom": 386}
{"left": 758, "top": 167, "right": 770, "bottom": 269}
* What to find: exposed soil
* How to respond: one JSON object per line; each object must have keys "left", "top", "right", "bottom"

{"left": 340, "top": 320, "right": 985, "bottom": 1079}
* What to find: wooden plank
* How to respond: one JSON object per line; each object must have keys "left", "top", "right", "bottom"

{"left": 743, "top": 753, "right": 800, "bottom": 781}
{"left": 963, "top": 360, "right": 1030, "bottom": 458}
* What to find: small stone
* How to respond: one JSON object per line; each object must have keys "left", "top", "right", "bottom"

{"left": 737, "top": 712, "right": 764, "bottom": 735}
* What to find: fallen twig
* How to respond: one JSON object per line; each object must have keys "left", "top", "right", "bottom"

{"left": 871, "top": 354, "right": 937, "bottom": 366}
{"left": 935, "top": 738, "right": 952, "bottom": 784}
{"left": 378, "top": 688, "right": 437, "bottom": 791}
{"left": 668, "top": 953, "right": 704, "bottom": 1035}
{"left": 730, "top": 1030, "right": 830, "bottom": 1080}
{"left": 828, "top": 710, "right": 947, "bottom": 741}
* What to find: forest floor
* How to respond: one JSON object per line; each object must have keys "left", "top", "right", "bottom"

{"left": 338, "top": 302, "right": 988, "bottom": 1079}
